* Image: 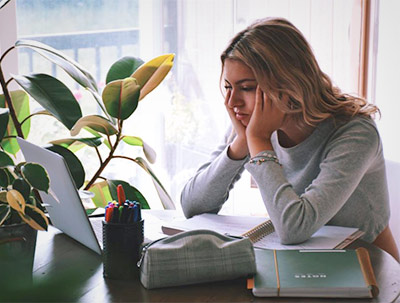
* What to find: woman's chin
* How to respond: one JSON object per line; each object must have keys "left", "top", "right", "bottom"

{"left": 235, "top": 116, "right": 249, "bottom": 126}
{"left": 240, "top": 120, "right": 249, "bottom": 127}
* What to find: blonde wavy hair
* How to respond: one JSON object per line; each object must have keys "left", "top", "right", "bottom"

{"left": 220, "top": 17, "right": 379, "bottom": 127}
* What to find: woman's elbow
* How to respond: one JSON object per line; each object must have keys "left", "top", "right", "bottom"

{"left": 274, "top": 200, "right": 319, "bottom": 244}
{"left": 274, "top": 220, "right": 318, "bottom": 244}
{"left": 180, "top": 193, "right": 195, "bottom": 218}
{"left": 278, "top": 231, "right": 311, "bottom": 245}
{"left": 181, "top": 203, "right": 196, "bottom": 218}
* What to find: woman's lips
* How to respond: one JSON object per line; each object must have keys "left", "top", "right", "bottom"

{"left": 235, "top": 112, "right": 248, "bottom": 120}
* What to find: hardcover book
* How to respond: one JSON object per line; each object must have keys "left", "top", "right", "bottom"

{"left": 248, "top": 247, "right": 379, "bottom": 298}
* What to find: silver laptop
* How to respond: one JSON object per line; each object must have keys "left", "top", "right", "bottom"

{"left": 17, "top": 137, "right": 103, "bottom": 255}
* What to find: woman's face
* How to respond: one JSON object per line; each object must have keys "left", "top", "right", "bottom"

{"left": 223, "top": 59, "right": 257, "bottom": 126}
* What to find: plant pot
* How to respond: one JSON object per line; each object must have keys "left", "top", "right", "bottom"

{"left": 0, "top": 223, "right": 38, "bottom": 287}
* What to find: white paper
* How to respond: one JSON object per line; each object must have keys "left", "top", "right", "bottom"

{"left": 161, "top": 213, "right": 360, "bottom": 250}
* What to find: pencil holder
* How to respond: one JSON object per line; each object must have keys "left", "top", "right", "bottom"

{"left": 102, "top": 219, "right": 144, "bottom": 280}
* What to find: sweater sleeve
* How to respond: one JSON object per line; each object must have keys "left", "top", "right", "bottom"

{"left": 245, "top": 119, "right": 382, "bottom": 244}
{"left": 180, "top": 131, "right": 248, "bottom": 218}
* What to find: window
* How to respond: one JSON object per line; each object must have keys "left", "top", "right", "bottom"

{"left": 1, "top": 0, "right": 369, "bottom": 214}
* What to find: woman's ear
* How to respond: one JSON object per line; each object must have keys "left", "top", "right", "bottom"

{"left": 276, "top": 92, "right": 290, "bottom": 108}
{"left": 288, "top": 96, "right": 300, "bottom": 110}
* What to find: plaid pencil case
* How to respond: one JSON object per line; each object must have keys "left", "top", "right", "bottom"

{"left": 138, "top": 229, "right": 256, "bottom": 289}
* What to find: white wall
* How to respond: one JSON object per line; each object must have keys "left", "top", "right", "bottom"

{"left": 375, "top": 0, "right": 400, "bottom": 248}
{"left": 385, "top": 161, "right": 400, "bottom": 249}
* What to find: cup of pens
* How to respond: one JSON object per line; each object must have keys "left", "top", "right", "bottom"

{"left": 103, "top": 185, "right": 144, "bottom": 280}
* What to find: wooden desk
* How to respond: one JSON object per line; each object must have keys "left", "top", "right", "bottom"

{"left": 1, "top": 212, "right": 399, "bottom": 303}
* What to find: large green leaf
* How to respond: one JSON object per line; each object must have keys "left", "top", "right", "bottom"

{"left": 0, "top": 169, "right": 10, "bottom": 188}
{"left": 135, "top": 157, "right": 175, "bottom": 209}
{"left": 88, "top": 180, "right": 112, "bottom": 207}
{"left": 122, "top": 136, "right": 156, "bottom": 164}
{"left": 46, "top": 144, "right": 85, "bottom": 189}
{"left": 14, "top": 40, "right": 118, "bottom": 122}
{"left": 15, "top": 39, "right": 98, "bottom": 92}
{"left": 6, "top": 189, "right": 25, "bottom": 213}
{"left": 12, "top": 178, "right": 31, "bottom": 201}
{"left": 131, "top": 53, "right": 174, "bottom": 100}
{"left": 0, "top": 150, "right": 14, "bottom": 167}
{"left": 0, "top": 90, "right": 31, "bottom": 155}
{"left": 107, "top": 179, "right": 150, "bottom": 209}
{"left": 3, "top": 167, "right": 15, "bottom": 186}
{"left": 13, "top": 73, "right": 82, "bottom": 130}
{"left": 0, "top": 108, "right": 9, "bottom": 142}
{"left": 106, "top": 56, "right": 144, "bottom": 84}
{"left": 0, "top": 191, "right": 7, "bottom": 202}
{"left": 102, "top": 78, "right": 140, "bottom": 120}
{"left": 83, "top": 127, "right": 102, "bottom": 138}
{"left": 121, "top": 135, "right": 143, "bottom": 146}
{"left": 70, "top": 115, "right": 118, "bottom": 136}
{"left": 49, "top": 137, "right": 103, "bottom": 153}
{"left": 20, "top": 163, "right": 50, "bottom": 193}
{"left": 23, "top": 204, "right": 49, "bottom": 231}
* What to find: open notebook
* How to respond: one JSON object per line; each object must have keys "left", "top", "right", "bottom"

{"left": 161, "top": 213, "right": 364, "bottom": 250}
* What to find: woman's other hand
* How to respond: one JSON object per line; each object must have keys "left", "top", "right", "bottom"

{"left": 246, "top": 86, "right": 285, "bottom": 156}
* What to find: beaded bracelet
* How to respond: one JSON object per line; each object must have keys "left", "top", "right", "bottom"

{"left": 249, "top": 152, "right": 282, "bottom": 166}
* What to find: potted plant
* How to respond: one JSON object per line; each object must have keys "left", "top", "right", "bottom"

{"left": 0, "top": 107, "right": 50, "bottom": 286}
{"left": 0, "top": 1, "right": 175, "bottom": 211}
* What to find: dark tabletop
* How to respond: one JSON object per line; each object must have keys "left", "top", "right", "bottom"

{"left": 1, "top": 219, "right": 399, "bottom": 303}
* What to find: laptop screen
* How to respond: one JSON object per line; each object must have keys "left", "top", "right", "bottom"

{"left": 17, "top": 137, "right": 102, "bottom": 255}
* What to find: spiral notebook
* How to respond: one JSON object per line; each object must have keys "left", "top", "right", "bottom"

{"left": 161, "top": 213, "right": 364, "bottom": 250}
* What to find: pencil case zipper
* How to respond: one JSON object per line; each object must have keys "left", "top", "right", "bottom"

{"left": 137, "top": 236, "right": 167, "bottom": 268}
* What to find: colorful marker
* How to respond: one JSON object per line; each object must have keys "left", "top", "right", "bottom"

{"left": 117, "top": 184, "right": 126, "bottom": 206}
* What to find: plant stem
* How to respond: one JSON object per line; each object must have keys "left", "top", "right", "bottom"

{"left": 84, "top": 126, "right": 122, "bottom": 190}
{"left": 20, "top": 111, "right": 51, "bottom": 126}
{"left": 0, "top": 46, "right": 15, "bottom": 63}
{"left": 94, "top": 146, "right": 103, "bottom": 165}
{"left": 0, "top": 66, "right": 24, "bottom": 138}
{"left": 112, "top": 155, "right": 139, "bottom": 163}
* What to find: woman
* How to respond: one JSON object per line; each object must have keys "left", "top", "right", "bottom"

{"left": 180, "top": 17, "right": 399, "bottom": 261}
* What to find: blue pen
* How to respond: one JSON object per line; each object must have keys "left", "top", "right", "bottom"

{"left": 136, "top": 202, "right": 141, "bottom": 221}
{"left": 133, "top": 204, "right": 139, "bottom": 222}
{"left": 127, "top": 205, "right": 134, "bottom": 224}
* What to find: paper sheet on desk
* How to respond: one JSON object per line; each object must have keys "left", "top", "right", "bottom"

{"left": 143, "top": 210, "right": 186, "bottom": 242}
{"left": 254, "top": 225, "right": 361, "bottom": 250}
{"left": 160, "top": 213, "right": 362, "bottom": 250}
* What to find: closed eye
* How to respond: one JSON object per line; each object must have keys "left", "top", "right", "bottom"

{"left": 241, "top": 86, "right": 256, "bottom": 92}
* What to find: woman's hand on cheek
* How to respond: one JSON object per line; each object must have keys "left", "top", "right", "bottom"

{"left": 224, "top": 90, "right": 249, "bottom": 159}
{"left": 246, "top": 86, "right": 285, "bottom": 156}
{"left": 224, "top": 90, "right": 246, "bottom": 138}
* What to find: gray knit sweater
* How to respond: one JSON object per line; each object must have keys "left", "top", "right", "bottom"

{"left": 180, "top": 116, "right": 390, "bottom": 243}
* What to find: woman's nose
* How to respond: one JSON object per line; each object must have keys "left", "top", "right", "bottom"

{"left": 227, "top": 91, "right": 243, "bottom": 108}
